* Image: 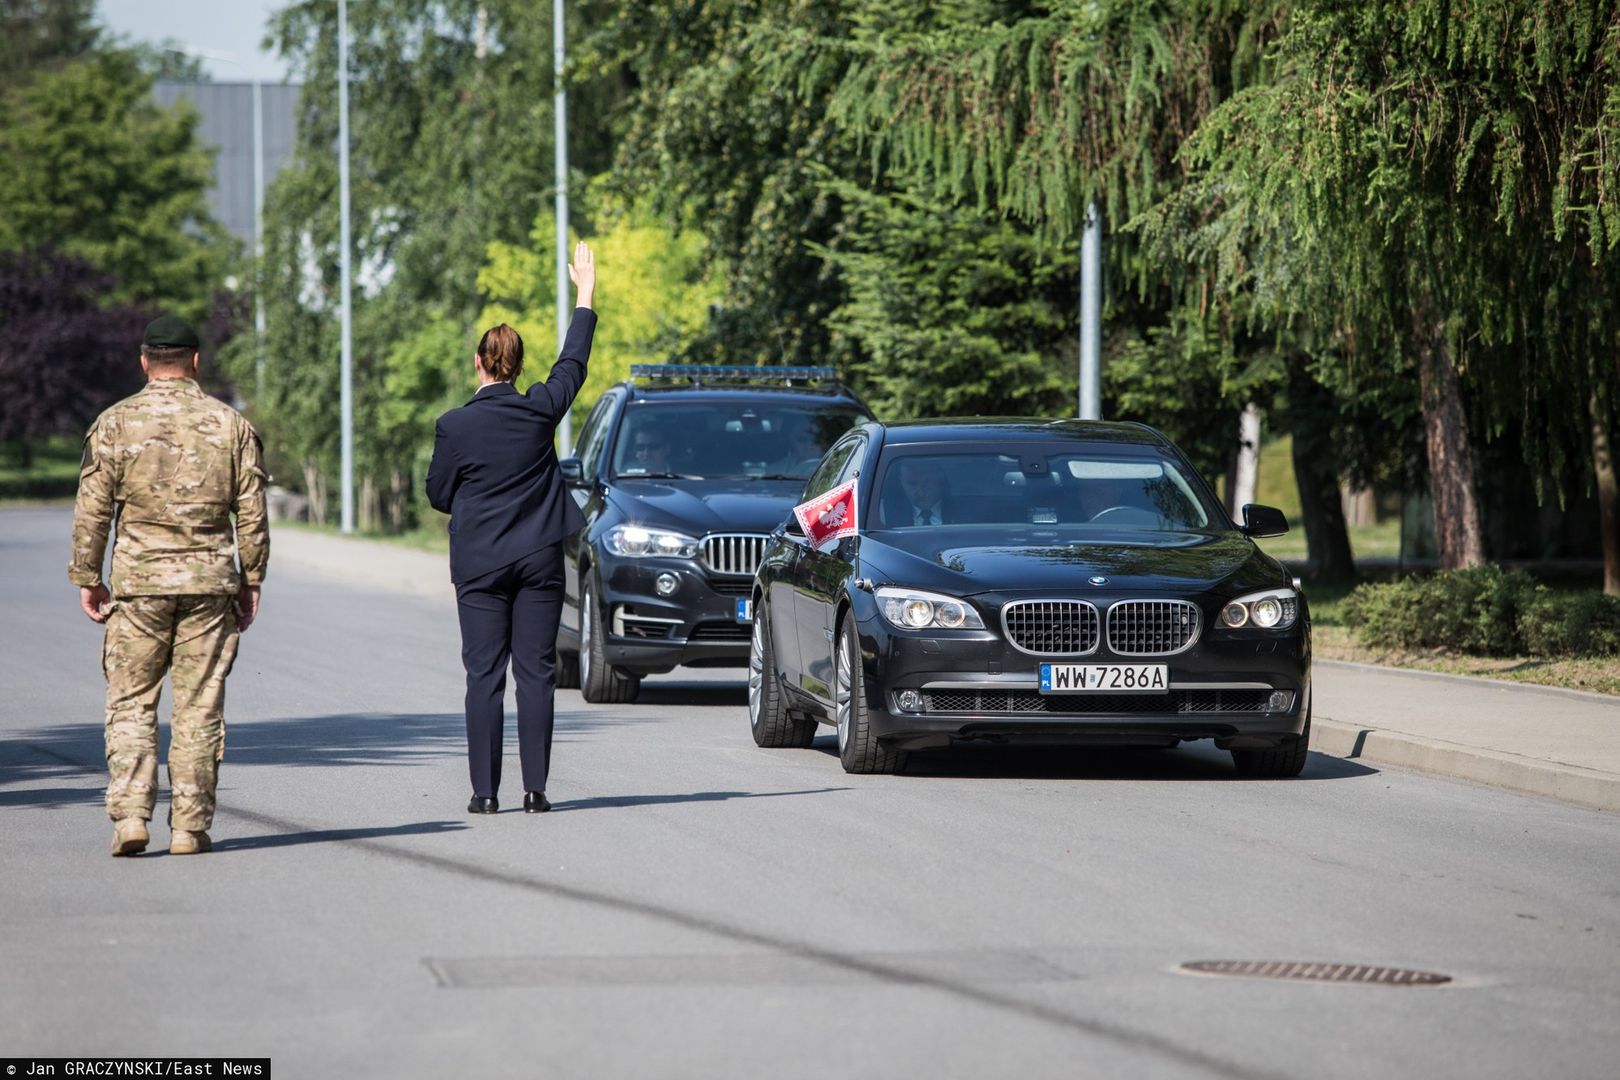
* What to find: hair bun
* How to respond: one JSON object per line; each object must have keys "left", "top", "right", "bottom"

{"left": 477, "top": 324, "right": 525, "bottom": 382}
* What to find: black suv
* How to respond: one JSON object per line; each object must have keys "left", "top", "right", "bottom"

{"left": 555, "top": 365, "right": 873, "bottom": 702}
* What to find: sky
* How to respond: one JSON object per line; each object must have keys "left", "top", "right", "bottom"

{"left": 97, "top": 0, "right": 295, "bottom": 83}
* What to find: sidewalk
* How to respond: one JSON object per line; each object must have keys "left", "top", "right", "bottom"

{"left": 273, "top": 527, "right": 1620, "bottom": 813}
{"left": 274, "top": 525, "right": 454, "bottom": 602}
{"left": 1311, "top": 662, "right": 1620, "bottom": 813}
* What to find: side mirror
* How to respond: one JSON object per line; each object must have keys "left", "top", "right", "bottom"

{"left": 1239, "top": 503, "right": 1288, "bottom": 538}
{"left": 559, "top": 457, "right": 583, "bottom": 484}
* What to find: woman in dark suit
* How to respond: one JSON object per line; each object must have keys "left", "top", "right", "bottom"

{"left": 425, "top": 241, "right": 596, "bottom": 815}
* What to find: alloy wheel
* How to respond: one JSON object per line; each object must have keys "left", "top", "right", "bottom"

{"left": 835, "top": 629, "right": 853, "bottom": 753}
{"left": 748, "top": 616, "right": 764, "bottom": 728}
{"left": 580, "top": 590, "right": 594, "bottom": 687}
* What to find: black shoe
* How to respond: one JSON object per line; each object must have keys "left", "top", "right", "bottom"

{"left": 524, "top": 791, "right": 551, "bottom": 814}
{"left": 468, "top": 796, "right": 498, "bottom": 814}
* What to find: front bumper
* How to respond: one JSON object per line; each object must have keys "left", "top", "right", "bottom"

{"left": 596, "top": 556, "right": 753, "bottom": 674}
{"left": 852, "top": 601, "right": 1310, "bottom": 751}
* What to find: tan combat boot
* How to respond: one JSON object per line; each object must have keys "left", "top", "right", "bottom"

{"left": 111, "top": 818, "right": 149, "bottom": 857}
{"left": 169, "top": 830, "right": 212, "bottom": 855}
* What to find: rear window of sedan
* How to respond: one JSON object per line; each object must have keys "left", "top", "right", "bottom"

{"left": 872, "top": 449, "right": 1217, "bottom": 531}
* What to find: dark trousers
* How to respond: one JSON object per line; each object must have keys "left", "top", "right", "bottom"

{"left": 454, "top": 543, "right": 564, "bottom": 798}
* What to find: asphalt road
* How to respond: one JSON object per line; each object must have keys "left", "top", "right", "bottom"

{"left": 3, "top": 507, "right": 1617, "bottom": 1079}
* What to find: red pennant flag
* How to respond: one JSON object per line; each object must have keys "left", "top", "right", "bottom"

{"left": 794, "top": 479, "right": 858, "bottom": 546}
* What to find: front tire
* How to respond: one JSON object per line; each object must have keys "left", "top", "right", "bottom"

{"left": 749, "top": 600, "right": 815, "bottom": 748}
{"left": 579, "top": 580, "right": 641, "bottom": 704}
{"left": 1231, "top": 700, "right": 1311, "bottom": 778}
{"left": 835, "top": 612, "right": 905, "bottom": 774}
{"left": 555, "top": 646, "right": 580, "bottom": 690}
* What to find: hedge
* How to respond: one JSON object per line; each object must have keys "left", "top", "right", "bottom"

{"left": 1343, "top": 566, "right": 1620, "bottom": 658}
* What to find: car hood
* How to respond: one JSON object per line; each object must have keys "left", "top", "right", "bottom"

{"left": 859, "top": 527, "right": 1284, "bottom": 597}
{"left": 609, "top": 478, "right": 803, "bottom": 536}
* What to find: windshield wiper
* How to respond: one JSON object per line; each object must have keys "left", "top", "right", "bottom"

{"left": 619, "top": 471, "right": 703, "bottom": 480}
{"left": 749, "top": 473, "right": 805, "bottom": 481}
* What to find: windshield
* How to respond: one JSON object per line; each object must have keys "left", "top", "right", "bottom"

{"left": 872, "top": 448, "right": 1220, "bottom": 533}
{"left": 612, "top": 402, "right": 867, "bottom": 480}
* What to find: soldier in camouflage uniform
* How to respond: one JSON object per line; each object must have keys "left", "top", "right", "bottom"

{"left": 69, "top": 315, "right": 270, "bottom": 857}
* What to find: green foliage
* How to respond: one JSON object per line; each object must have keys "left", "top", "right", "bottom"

{"left": 1518, "top": 592, "right": 1620, "bottom": 658}
{"left": 1345, "top": 567, "right": 1620, "bottom": 657}
{"left": 814, "top": 182, "right": 1076, "bottom": 421}
{"left": 477, "top": 200, "right": 723, "bottom": 428}
{"left": 0, "top": 49, "right": 228, "bottom": 318}
{"left": 1345, "top": 566, "right": 1534, "bottom": 654}
{"left": 0, "top": 0, "right": 99, "bottom": 76}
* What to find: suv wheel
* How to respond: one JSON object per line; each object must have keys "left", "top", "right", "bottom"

{"left": 579, "top": 581, "right": 641, "bottom": 704}
{"left": 555, "top": 646, "right": 580, "bottom": 690}
{"left": 749, "top": 600, "right": 815, "bottom": 748}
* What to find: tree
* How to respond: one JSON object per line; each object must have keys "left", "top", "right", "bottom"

{"left": 478, "top": 198, "right": 723, "bottom": 423}
{"left": 0, "top": 249, "right": 147, "bottom": 462}
{"left": 1158, "top": 1, "right": 1620, "bottom": 576}
{"left": 0, "top": 0, "right": 99, "bottom": 77}
{"left": 256, "top": 0, "right": 628, "bottom": 525}
{"left": 812, "top": 181, "right": 1078, "bottom": 421}
{"left": 0, "top": 48, "right": 228, "bottom": 320}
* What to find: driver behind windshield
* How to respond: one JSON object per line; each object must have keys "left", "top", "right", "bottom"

{"left": 626, "top": 426, "right": 674, "bottom": 474}
{"left": 765, "top": 416, "right": 824, "bottom": 477}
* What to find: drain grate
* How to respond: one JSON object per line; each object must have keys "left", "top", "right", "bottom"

{"left": 1179, "top": 960, "right": 1451, "bottom": 986}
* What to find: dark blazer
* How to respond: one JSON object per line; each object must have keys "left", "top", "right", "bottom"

{"left": 426, "top": 308, "right": 596, "bottom": 583}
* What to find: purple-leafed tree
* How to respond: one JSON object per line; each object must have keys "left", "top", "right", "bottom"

{"left": 0, "top": 248, "right": 148, "bottom": 465}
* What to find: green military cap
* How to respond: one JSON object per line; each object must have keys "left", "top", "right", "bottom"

{"left": 141, "top": 315, "right": 200, "bottom": 350}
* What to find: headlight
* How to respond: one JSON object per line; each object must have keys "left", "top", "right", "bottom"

{"left": 1219, "top": 588, "right": 1299, "bottom": 631}
{"left": 874, "top": 587, "right": 985, "bottom": 630}
{"left": 604, "top": 524, "right": 699, "bottom": 559}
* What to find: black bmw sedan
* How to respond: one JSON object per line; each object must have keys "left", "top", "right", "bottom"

{"left": 747, "top": 419, "right": 1311, "bottom": 776}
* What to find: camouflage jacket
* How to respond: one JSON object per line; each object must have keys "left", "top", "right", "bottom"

{"left": 69, "top": 378, "right": 270, "bottom": 596}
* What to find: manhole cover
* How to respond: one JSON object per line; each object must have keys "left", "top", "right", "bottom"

{"left": 1179, "top": 960, "right": 1451, "bottom": 986}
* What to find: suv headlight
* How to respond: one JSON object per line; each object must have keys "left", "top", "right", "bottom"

{"left": 1219, "top": 587, "right": 1300, "bottom": 630}
{"left": 604, "top": 524, "right": 700, "bottom": 559}
{"left": 875, "top": 587, "right": 985, "bottom": 630}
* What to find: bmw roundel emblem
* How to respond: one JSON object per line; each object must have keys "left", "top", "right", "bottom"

{"left": 1088, "top": 576, "right": 1108, "bottom": 586}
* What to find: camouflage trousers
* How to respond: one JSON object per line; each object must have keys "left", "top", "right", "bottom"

{"left": 103, "top": 594, "right": 240, "bottom": 830}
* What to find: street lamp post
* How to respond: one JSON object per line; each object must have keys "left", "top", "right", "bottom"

{"left": 338, "top": 0, "right": 356, "bottom": 533}
{"left": 252, "top": 79, "right": 265, "bottom": 401}
{"left": 1078, "top": 201, "right": 1102, "bottom": 421}
{"left": 553, "top": 0, "right": 572, "bottom": 455}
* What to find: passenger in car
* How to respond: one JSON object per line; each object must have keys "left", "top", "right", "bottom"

{"left": 894, "top": 459, "right": 957, "bottom": 526}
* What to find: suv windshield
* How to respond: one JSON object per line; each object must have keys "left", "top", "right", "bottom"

{"left": 873, "top": 448, "right": 1219, "bottom": 532}
{"left": 613, "top": 402, "right": 868, "bottom": 480}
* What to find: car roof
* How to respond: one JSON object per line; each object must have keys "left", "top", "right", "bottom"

{"left": 873, "top": 418, "right": 1174, "bottom": 449}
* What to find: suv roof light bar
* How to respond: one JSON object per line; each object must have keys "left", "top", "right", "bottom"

{"left": 630, "top": 364, "right": 838, "bottom": 385}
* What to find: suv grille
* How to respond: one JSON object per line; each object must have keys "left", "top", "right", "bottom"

{"left": 701, "top": 533, "right": 769, "bottom": 577}
{"left": 1107, "top": 600, "right": 1201, "bottom": 655}
{"left": 1001, "top": 600, "right": 1100, "bottom": 655}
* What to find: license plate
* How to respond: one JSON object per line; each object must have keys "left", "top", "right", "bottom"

{"left": 735, "top": 598, "right": 754, "bottom": 623}
{"left": 1039, "top": 663, "right": 1168, "bottom": 693}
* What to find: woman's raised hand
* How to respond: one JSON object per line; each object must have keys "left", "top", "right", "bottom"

{"left": 568, "top": 241, "right": 596, "bottom": 308}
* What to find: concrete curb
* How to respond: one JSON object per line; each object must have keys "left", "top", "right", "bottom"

{"left": 1313, "top": 716, "right": 1620, "bottom": 814}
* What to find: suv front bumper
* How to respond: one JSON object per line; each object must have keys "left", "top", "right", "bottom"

{"left": 596, "top": 557, "right": 754, "bottom": 674}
